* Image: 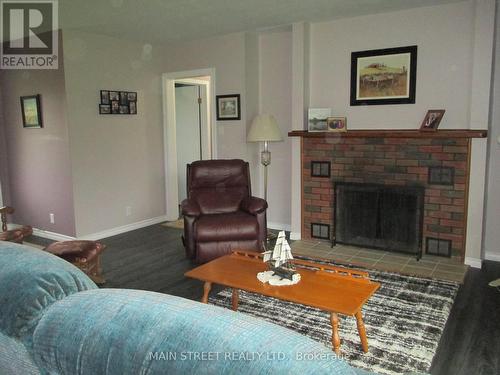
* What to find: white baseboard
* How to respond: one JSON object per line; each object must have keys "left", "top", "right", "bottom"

{"left": 28, "top": 215, "right": 169, "bottom": 242}
{"left": 484, "top": 252, "right": 500, "bottom": 262}
{"left": 79, "top": 215, "right": 169, "bottom": 240}
{"left": 268, "top": 221, "right": 291, "bottom": 232}
{"left": 290, "top": 231, "right": 301, "bottom": 241}
{"left": 464, "top": 257, "right": 482, "bottom": 269}
{"left": 32, "top": 228, "right": 76, "bottom": 242}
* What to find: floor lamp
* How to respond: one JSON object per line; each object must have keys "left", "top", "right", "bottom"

{"left": 247, "top": 114, "right": 283, "bottom": 203}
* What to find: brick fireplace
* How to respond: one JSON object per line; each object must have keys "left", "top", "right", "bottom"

{"left": 289, "top": 130, "right": 488, "bottom": 260}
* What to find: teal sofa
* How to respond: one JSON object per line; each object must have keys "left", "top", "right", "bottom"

{"left": 0, "top": 241, "right": 369, "bottom": 375}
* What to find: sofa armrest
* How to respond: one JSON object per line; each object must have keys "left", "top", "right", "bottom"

{"left": 181, "top": 199, "right": 201, "bottom": 217}
{"left": 240, "top": 196, "right": 268, "bottom": 215}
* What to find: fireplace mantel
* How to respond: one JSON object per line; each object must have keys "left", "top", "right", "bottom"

{"left": 289, "top": 129, "right": 487, "bottom": 139}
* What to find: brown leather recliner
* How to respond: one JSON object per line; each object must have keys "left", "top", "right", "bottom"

{"left": 181, "top": 159, "right": 268, "bottom": 263}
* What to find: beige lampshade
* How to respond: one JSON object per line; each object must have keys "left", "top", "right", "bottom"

{"left": 247, "top": 114, "right": 283, "bottom": 142}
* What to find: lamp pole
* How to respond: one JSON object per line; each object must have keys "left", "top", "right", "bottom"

{"left": 261, "top": 140, "right": 271, "bottom": 202}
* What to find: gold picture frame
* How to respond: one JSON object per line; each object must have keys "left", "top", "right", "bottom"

{"left": 327, "top": 117, "right": 347, "bottom": 132}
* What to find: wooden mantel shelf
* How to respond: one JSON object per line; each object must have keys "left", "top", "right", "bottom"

{"left": 288, "top": 129, "right": 487, "bottom": 139}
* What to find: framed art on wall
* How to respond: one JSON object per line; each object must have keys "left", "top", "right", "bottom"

{"left": 350, "top": 45, "right": 417, "bottom": 106}
{"left": 99, "top": 90, "right": 137, "bottom": 115}
{"left": 20, "top": 94, "right": 43, "bottom": 128}
{"left": 216, "top": 94, "right": 241, "bottom": 120}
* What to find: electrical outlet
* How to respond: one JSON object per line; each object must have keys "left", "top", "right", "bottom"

{"left": 49, "top": 213, "right": 55, "bottom": 224}
{"left": 125, "top": 206, "right": 132, "bottom": 217}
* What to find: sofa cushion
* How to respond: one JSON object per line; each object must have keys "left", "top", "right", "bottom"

{"left": 195, "top": 212, "right": 259, "bottom": 242}
{"left": 0, "top": 242, "right": 97, "bottom": 341}
{"left": 33, "top": 289, "right": 362, "bottom": 375}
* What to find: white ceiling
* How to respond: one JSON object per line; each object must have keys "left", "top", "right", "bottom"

{"left": 60, "top": 0, "right": 464, "bottom": 44}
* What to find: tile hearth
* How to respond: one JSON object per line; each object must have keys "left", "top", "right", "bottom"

{"left": 291, "top": 239, "right": 467, "bottom": 283}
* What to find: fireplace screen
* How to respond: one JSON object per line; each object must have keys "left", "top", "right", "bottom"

{"left": 334, "top": 182, "right": 424, "bottom": 257}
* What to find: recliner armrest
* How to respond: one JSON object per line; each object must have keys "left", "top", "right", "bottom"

{"left": 181, "top": 199, "right": 201, "bottom": 217}
{"left": 240, "top": 196, "right": 268, "bottom": 215}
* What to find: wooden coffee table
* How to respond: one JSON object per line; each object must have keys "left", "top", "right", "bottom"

{"left": 185, "top": 251, "right": 380, "bottom": 354}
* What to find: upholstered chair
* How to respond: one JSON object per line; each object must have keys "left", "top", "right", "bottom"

{"left": 0, "top": 206, "right": 33, "bottom": 243}
{"left": 181, "top": 159, "right": 267, "bottom": 263}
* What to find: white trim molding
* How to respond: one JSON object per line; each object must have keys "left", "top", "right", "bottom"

{"left": 31, "top": 228, "right": 76, "bottom": 242}
{"left": 79, "top": 215, "right": 169, "bottom": 241}
{"left": 29, "top": 216, "right": 169, "bottom": 242}
{"left": 464, "top": 257, "right": 482, "bottom": 269}
{"left": 485, "top": 252, "right": 500, "bottom": 262}
{"left": 162, "top": 68, "right": 217, "bottom": 221}
{"left": 290, "top": 232, "right": 302, "bottom": 241}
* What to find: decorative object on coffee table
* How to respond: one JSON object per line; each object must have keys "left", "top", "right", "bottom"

{"left": 259, "top": 231, "right": 300, "bottom": 285}
{"left": 420, "top": 109, "right": 445, "bottom": 131}
{"left": 0, "top": 206, "right": 33, "bottom": 243}
{"left": 44, "top": 240, "right": 106, "bottom": 284}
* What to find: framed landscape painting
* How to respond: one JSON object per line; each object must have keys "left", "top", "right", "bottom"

{"left": 20, "top": 94, "right": 42, "bottom": 128}
{"left": 350, "top": 45, "right": 417, "bottom": 106}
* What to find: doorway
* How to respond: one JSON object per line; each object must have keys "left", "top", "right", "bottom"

{"left": 162, "top": 69, "right": 216, "bottom": 220}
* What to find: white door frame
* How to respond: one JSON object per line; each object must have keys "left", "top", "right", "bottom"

{"left": 162, "top": 68, "right": 217, "bottom": 220}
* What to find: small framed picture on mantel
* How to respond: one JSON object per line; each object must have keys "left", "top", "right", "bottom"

{"left": 419, "top": 109, "right": 445, "bottom": 132}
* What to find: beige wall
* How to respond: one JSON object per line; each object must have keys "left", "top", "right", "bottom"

{"left": 63, "top": 31, "right": 166, "bottom": 237}
{"left": 259, "top": 30, "right": 293, "bottom": 228}
{"left": 309, "top": 1, "right": 474, "bottom": 129}
{"left": 0, "top": 43, "right": 76, "bottom": 236}
{"left": 164, "top": 32, "right": 248, "bottom": 161}
{"left": 483, "top": 1, "right": 500, "bottom": 261}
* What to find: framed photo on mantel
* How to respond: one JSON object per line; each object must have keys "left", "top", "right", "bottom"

{"left": 350, "top": 45, "right": 417, "bottom": 106}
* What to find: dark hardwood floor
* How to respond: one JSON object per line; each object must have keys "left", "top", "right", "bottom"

{"left": 28, "top": 224, "right": 500, "bottom": 375}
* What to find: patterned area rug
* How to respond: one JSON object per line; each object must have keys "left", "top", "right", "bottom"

{"left": 209, "top": 256, "right": 459, "bottom": 375}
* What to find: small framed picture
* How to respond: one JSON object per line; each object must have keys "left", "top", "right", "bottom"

{"left": 127, "top": 92, "right": 137, "bottom": 101}
{"left": 216, "top": 94, "right": 240, "bottom": 120}
{"left": 129, "top": 101, "right": 137, "bottom": 114}
{"left": 119, "top": 92, "right": 128, "bottom": 105}
{"left": 99, "top": 104, "right": 111, "bottom": 114}
{"left": 308, "top": 108, "right": 331, "bottom": 132}
{"left": 100, "top": 90, "right": 110, "bottom": 104}
{"left": 109, "top": 91, "right": 119, "bottom": 101}
{"left": 111, "top": 101, "right": 120, "bottom": 114}
{"left": 119, "top": 105, "right": 129, "bottom": 114}
{"left": 420, "top": 109, "right": 445, "bottom": 131}
{"left": 20, "top": 94, "right": 43, "bottom": 128}
{"left": 327, "top": 117, "right": 347, "bottom": 132}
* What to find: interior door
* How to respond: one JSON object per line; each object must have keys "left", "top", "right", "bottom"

{"left": 175, "top": 85, "right": 202, "bottom": 205}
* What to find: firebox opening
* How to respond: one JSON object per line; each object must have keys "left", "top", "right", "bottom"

{"left": 334, "top": 182, "right": 424, "bottom": 258}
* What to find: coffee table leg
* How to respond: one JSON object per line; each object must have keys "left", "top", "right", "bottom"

{"left": 355, "top": 311, "right": 369, "bottom": 353}
{"left": 232, "top": 288, "right": 239, "bottom": 311}
{"left": 330, "top": 312, "right": 341, "bottom": 354}
{"left": 201, "top": 281, "right": 212, "bottom": 303}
